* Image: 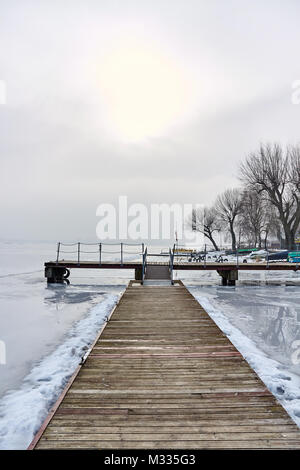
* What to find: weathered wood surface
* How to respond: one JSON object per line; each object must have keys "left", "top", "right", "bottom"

{"left": 32, "top": 281, "right": 300, "bottom": 449}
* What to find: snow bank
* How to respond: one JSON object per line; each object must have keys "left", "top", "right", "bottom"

{"left": 0, "top": 294, "right": 118, "bottom": 450}
{"left": 191, "top": 293, "right": 300, "bottom": 428}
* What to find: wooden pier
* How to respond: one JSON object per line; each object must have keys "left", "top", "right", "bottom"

{"left": 29, "top": 280, "right": 300, "bottom": 449}
{"left": 44, "top": 242, "right": 300, "bottom": 286}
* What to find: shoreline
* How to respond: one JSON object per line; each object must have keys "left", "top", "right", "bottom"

{"left": 0, "top": 294, "right": 119, "bottom": 450}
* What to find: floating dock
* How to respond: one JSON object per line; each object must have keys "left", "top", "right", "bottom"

{"left": 45, "top": 260, "right": 300, "bottom": 286}
{"left": 44, "top": 242, "right": 300, "bottom": 286}
{"left": 29, "top": 281, "right": 300, "bottom": 449}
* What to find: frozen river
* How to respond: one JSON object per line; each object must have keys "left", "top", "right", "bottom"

{"left": 183, "top": 274, "right": 300, "bottom": 376}
{"left": 0, "top": 241, "right": 300, "bottom": 449}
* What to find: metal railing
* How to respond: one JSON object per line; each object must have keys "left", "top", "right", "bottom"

{"left": 55, "top": 242, "right": 278, "bottom": 271}
{"left": 172, "top": 245, "right": 275, "bottom": 268}
{"left": 56, "top": 242, "right": 145, "bottom": 266}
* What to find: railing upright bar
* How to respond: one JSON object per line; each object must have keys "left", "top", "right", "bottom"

{"left": 169, "top": 248, "right": 174, "bottom": 285}
{"left": 77, "top": 242, "right": 80, "bottom": 266}
{"left": 99, "top": 243, "right": 102, "bottom": 266}
{"left": 120, "top": 243, "right": 123, "bottom": 266}
{"left": 172, "top": 252, "right": 174, "bottom": 284}
{"left": 56, "top": 242, "right": 61, "bottom": 265}
{"left": 142, "top": 247, "right": 147, "bottom": 285}
{"left": 204, "top": 244, "right": 207, "bottom": 268}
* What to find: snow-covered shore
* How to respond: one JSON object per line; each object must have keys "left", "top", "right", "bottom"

{"left": 0, "top": 294, "right": 118, "bottom": 450}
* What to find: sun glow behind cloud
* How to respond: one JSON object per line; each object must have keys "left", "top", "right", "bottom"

{"left": 96, "top": 41, "right": 196, "bottom": 142}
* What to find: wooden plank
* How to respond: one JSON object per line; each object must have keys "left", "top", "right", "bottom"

{"left": 31, "top": 282, "right": 300, "bottom": 450}
{"left": 49, "top": 418, "right": 295, "bottom": 426}
{"left": 46, "top": 424, "right": 299, "bottom": 433}
{"left": 50, "top": 414, "right": 294, "bottom": 424}
{"left": 67, "top": 405, "right": 285, "bottom": 414}
{"left": 36, "top": 440, "right": 300, "bottom": 449}
{"left": 40, "top": 432, "right": 300, "bottom": 441}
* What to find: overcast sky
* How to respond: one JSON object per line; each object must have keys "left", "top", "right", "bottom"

{"left": 1, "top": 0, "right": 300, "bottom": 242}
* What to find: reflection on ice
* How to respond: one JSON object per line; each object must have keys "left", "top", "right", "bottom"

{"left": 186, "top": 282, "right": 300, "bottom": 374}
{"left": 0, "top": 294, "right": 119, "bottom": 449}
{"left": 44, "top": 284, "right": 106, "bottom": 306}
{"left": 0, "top": 266, "right": 130, "bottom": 397}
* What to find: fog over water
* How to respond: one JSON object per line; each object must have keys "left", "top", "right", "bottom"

{"left": 2, "top": 1, "right": 300, "bottom": 241}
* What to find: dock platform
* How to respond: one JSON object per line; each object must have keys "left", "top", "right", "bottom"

{"left": 29, "top": 281, "right": 300, "bottom": 449}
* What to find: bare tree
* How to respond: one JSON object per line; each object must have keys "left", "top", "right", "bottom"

{"left": 238, "top": 190, "right": 279, "bottom": 248}
{"left": 239, "top": 190, "right": 265, "bottom": 247}
{"left": 188, "top": 206, "right": 221, "bottom": 250}
{"left": 215, "top": 188, "right": 243, "bottom": 250}
{"left": 260, "top": 200, "right": 281, "bottom": 249}
{"left": 237, "top": 214, "right": 253, "bottom": 247}
{"left": 240, "top": 143, "right": 300, "bottom": 250}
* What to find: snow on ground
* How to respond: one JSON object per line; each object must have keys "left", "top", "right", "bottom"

{"left": 190, "top": 292, "right": 300, "bottom": 428}
{"left": 0, "top": 294, "right": 118, "bottom": 450}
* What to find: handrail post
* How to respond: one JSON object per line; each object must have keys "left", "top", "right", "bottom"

{"left": 99, "top": 243, "right": 102, "bottom": 266}
{"left": 56, "top": 242, "right": 61, "bottom": 265}
{"left": 237, "top": 247, "right": 239, "bottom": 268}
{"left": 169, "top": 248, "right": 174, "bottom": 285}
{"left": 142, "top": 252, "right": 145, "bottom": 285}
{"left": 77, "top": 242, "right": 80, "bottom": 266}
{"left": 120, "top": 243, "right": 123, "bottom": 266}
{"left": 172, "top": 252, "right": 174, "bottom": 284}
{"left": 266, "top": 250, "right": 269, "bottom": 268}
{"left": 204, "top": 244, "right": 207, "bottom": 268}
{"left": 142, "top": 247, "right": 147, "bottom": 284}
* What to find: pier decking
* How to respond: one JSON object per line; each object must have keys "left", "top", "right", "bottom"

{"left": 29, "top": 281, "right": 300, "bottom": 449}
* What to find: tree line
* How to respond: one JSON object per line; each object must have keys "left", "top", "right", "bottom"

{"left": 189, "top": 143, "right": 300, "bottom": 251}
